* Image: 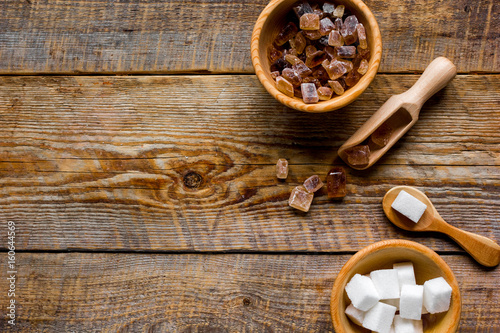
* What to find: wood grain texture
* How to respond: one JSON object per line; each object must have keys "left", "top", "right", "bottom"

{"left": 0, "top": 0, "right": 498, "bottom": 74}
{"left": 0, "top": 75, "right": 498, "bottom": 252}
{"left": 0, "top": 253, "right": 497, "bottom": 332}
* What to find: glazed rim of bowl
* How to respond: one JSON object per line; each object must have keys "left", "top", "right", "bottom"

{"left": 330, "top": 239, "right": 461, "bottom": 333}
{"left": 251, "top": 0, "right": 382, "bottom": 113}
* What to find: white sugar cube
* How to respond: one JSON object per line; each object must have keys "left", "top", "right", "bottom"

{"left": 391, "top": 190, "right": 427, "bottom": 223}
{"left": 381, "top": 298, "right": 400, "bottom": 310}
{"left": 400, "top": 285, "right": 424, "bottom": 320}
{"left": 370, "top": 269, "right": 400, "bottom": 299}
{"left": 345, "top": 303, "right": 365, "bottom": 326}
{"left": 362, "top": 302, "right": 397, "bottom": 333}
{"left": 393, "top": 262, "right": 416, "bottom": 292}
{"left": 393, "top": 315, "right": 423, "bottom": 333}
{"left": 423, "top": 277, "right": 452, "bottom": 313}
{"left": 346, "top": 274, "right": 381, "bottom": 311}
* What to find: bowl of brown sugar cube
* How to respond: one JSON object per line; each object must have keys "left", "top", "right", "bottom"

{"left": 251, "top": 0, "right": 382, "bottom": 112}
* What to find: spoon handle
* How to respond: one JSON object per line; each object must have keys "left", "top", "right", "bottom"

{"left": 436, "top": 219, "right": 500, "bottom": 267}
{"left": 398, "top": 57, "right": 457, "bottom": 117}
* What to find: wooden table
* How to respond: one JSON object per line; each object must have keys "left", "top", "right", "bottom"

{"left": 0, "top": 0, "right": 498, "bottom": 331}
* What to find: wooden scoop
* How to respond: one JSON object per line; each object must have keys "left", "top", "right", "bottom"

{"left": 338, "top": 57, "right": 457, "bottom": 170}
{"left": 383, "top": 186, "right": 500, "bottom": 267}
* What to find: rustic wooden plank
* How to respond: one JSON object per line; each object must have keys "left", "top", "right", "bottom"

{"left": 0, "top": 253, "right": 497, "bottom": 331}
{"left": 0, "top": 75, "right": 498, "bottom": 252}
{"left": 0, "top": 0, "right": 497, "bottom": 74}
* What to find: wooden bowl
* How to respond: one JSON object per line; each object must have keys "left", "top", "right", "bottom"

{"left": 330, "top": 240, "right": 461, "bottom": 332}
{"left": 251, "top": 0, "right": 382, "bottom": 113}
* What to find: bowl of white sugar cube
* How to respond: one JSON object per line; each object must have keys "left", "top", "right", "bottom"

{"left": 330, "top": 239, "right": 461, "bottom": 333}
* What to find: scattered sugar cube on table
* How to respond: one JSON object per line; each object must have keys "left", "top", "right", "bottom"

{"left": 391, "top": 190, "right": 428, "bottom": 223}
{"left": 400, "top": 284, "right": 424, "bottom": 320}
{"left": 345, "top": 274, "right": 380, "bottom": 311}
{"left": 362, "top": 302, "right": 397, "bottom": 333}
{"left": 393, "top": 314, "right": 423, "bottom": 333}
{"left": 393, "top": 262, "right": 416, "bottom": 292}
{"left": 345, "top": 303, "right": 365, "bottom": 326}
{"left": 423, "top": 277, "right": 452, "bottom": 313}
{"left": 370, "top": 269, "right": 400, "bottom": 300}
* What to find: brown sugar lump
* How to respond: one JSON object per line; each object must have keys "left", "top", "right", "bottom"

{"left": 301, "top": 83, "right": 319, "bottom": 103}
{"left": 289, "top": 31, "right": 307, "bottom": 54}
{"left": 274, "top": 22, "right": 299, "bottom": 46}
{"left": 341, "top": 15, "right": 359, "bottom": 45}
{"left": 289, "top": 185, "right": 314, "bottom": 212}
{"left": 356, "top": 23, "right": 368, "bottom": 49}
{"left": 328, "top": 80, "right": 345, "bottom": 95}
{"left": 276, "top": 158, "right": 289, "bottom": 179}
{"left": 357, "top": 59, "right": 369, "bottom": 75}
{"left": 326, "top": 167, "right": 346, "bottom": 198}
{"left": 276, "top": 76, "right": 294, "bottom": 97}
{"left": 300, "top": 13, "right": 320, "bottom": 30}
{"left": 319, "top": 17, "right": 335, "bottom": 35}
{"left": 345, "top": 145, "right": 371, "bottom": 167}
{"left": 303, "top": 175, "right": 324, "bottom": 193}
{"left": 370, "top": 122, "right": 393, "bottom": 148}
{"left": 328, "top": 30, "right": 344, "bottom": 47}
{"left": 317, "top": 86, "right": 333, "bottom": 100}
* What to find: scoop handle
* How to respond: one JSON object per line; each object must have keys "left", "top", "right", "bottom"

{"left": 399, "top": 57, "right": 457, "bottom": 116}
{"left": 436, "top": 219, "right": 500, "bottom": 267}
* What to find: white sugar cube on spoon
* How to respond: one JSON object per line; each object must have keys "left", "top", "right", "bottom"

{"left": 391, "top": 190, "right": 427, "bottom": 223}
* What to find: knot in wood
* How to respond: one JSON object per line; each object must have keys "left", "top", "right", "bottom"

{"left": 242, "top": 298, "right": 251, "bottom": 306}
{"left": 183, "top": 171, "right": 203, "bottom": 189}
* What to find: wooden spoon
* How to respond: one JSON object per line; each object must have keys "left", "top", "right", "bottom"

{"left": 383, "top": 186, "right": 500, "bottom": 267}
{"left": 338, "top": 57, "right": 457, "bottom": 170}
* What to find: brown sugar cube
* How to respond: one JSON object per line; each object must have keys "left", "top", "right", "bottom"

{"left": 300, "top": 13, "right": 320, "bottom": 30}
{"left": 289, "top": 31, "right": 307, "bottom": 54}
{"left": 289, "top": 186, "right": 314, "bottom": 212}
{"left": 268, "top": 45, "right": 283, "bottom": 62}
{"left": 323, "top": 46, "right": 337, "bottom": 59}
{"left": 304, "top": 175, "right": 324, "bottom": 193}
{"left": 319, "top": 17, "right": 335, "bottom": 36}
{"left": 356, "top": 23, "right": 368, "bottom": 49}
{"left": 358, "top": 59, "right": 369, "bottom": 75}
{"left": 303, "top": 29, "right": 323, "bottom": 40}
{"left": 305, "top": 50, "right": 327, "bottom": 68}
{"left": 337, "top": 58, "right": 354, "bottom": 72}
{"left": 294, "top": 87, "right": 303, "bottom": 98}
{"left": 293, "top": 1, "right": 313, "bottom": 19}
{"left": 312, "top": 66, "right": 329, "bottom": 82}
{"left": 317, "top": 86, "right": 333, "bottom": 100}
{"left": 341, "top": 15, "right": 359, "bottom": 45}
{"left": 333, "top": 4, "right": 345, "bottom": 18}
{"left": 358, "top": 46, "right": 371, "bottom": 59}
{"left": 282, "top": 68, "right": 302, "bottom": 87}
{"left": 276, "top": 158, "right": 289, "bottom": 179}
{"left": 345, "top": 68, "right": 362, "bottom": 87}
{"left": 337, "top": 46, "right": 356, "bottom": 58}
{"left": 345, "top": 145, "right": 370, "bottom": 167}
{"left": 305, "top": 45, "right": 318, "bottom": 57}
{"left": 370, "top": 122, "right": 393, "bottom": 148}
{"left": 285, "top": 54, "right": 303, "bottom": 66}
{"left": 302, "top": 76, "right": 321, "bottom": 88}
{"left": 328, "top": 80, "right": 345, "bottom": 95}
{"left": 274, "top": 22, "right": 298, "bottom": 46}
{"left": 293, "top": 63, "right": 313, "bottom": 79}
{"left": 301, "top": 83, "right": 319, "bottom": 103}
{"left": 271, "top": 71, "right": 280, "bottom": 79}
{"left": 326, "top": 167, "right": 346, "bottom": 198}
{"left": 334, "top": 18, "right": 343, "bottom": 30}
{"left": 322, "top": 59, "right": 348, "bottom": 80}
{"left": 276, "top": 76, "right": 294, "bottom": 97}
{"left": 328, "top": 30, "right": 344, "bottom": 47}
{"left": 323, "top": 2, "right": 335, "bottom": 15}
